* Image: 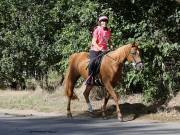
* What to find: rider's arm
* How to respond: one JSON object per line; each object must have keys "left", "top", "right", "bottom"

{"left": 92, "top": 28, "right": 102, "bottom": 51}
{"left": 108, "top": 29, "right": 113, "bottom": 50}
{"left": 92, "top": 37, "right": 102, "bottom": 51}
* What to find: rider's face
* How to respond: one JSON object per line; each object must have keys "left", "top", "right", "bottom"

{"left": 100, "top": 20, "right": 108, "bottom": 27}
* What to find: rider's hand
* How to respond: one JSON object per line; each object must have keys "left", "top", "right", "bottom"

{"left": 98, "top": 46, "right": 103, "bottom": 51}
{"left": 110, "top": 45, "right": 113, "bottom": 50}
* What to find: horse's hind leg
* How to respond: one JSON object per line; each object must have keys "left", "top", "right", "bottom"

{"left": 67, "top": 96, "right": 72, "bottom": 118}
{"left": 66, "top": 83, "right": 74, "bottom": 118}
{"left": 102, "top": 93, "right": 110, "bottom": 119}
{"left": 65, "top": 73, "right": 80, "bottom": 118}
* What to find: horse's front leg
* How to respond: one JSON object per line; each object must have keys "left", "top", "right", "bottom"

{"left": 102, "top": 93, "right": 110, "bottom": 119}
{"left": 83, "top": 85, "right": 93, "bottom": 112}
{"left": 105, "top": 83, "right": 123, "bottom": 121}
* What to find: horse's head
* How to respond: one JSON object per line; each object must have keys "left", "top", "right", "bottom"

{"left": 126, "top": 43, "right": 143, "bottom": 70}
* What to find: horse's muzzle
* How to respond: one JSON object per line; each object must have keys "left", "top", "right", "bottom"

{"left": 136, "top": 62, "right": 144, "bottom": 70}
{"left": 132, "top": 61, "right": 144, "bottom": 70}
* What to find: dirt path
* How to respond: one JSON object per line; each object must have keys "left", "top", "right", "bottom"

{"left": 0, "top": 112, "right": 180, "bottom": 135}
{"left": 0, "top": 108, "right": 64, "bottom": 117}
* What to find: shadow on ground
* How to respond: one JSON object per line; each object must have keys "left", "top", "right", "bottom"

{"left": 73, "top": 102, "right": 180, "bottom": 121}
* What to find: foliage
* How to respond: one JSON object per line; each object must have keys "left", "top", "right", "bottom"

{"left": 0, "top": 0, "right": 179, "bottom": 102}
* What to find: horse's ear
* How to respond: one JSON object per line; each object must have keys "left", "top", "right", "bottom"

{"left": 132, "top": 41, "right": 136, "bottom": 47}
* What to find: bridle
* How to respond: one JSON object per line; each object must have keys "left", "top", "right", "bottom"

{"left": 129, "top": 50, "right": 143, "bottom": 68}
{"left": 97, "top": 46, "right": 143, "bottom": 69}
{"left": 104, "top": 48, "right": 142, "bottom": 65}
{"left": 104, "top": 47, "right": 143, "bottom": 68}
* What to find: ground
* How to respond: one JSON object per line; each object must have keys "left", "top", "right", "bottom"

{"left": 0, "top": 84, "right": 179, "bottom": 122}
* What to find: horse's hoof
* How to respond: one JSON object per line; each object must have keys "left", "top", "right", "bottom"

{"left": 67, "top": 113, "right": 72, "bottom": 119}
{"left": 118, "top": 116, "right": 123, "bottom": 122}
{"left": 88, "top": 111, "right": 95, "bottom": 115}
{"left": 87, "top": 111, "right": 97, "bottom": 118}
{"left": 103, "top": 116, "right": 108, "bottom": 120}
{"left": 102, "top": 113, "right": 108, "bottom": 120}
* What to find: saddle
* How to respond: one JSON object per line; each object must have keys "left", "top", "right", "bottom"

{"left": 88, "top": 51, "right": 108, "bottom": 86}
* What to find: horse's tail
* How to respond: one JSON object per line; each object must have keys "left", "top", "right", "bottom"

{"left": 63, "top": 53, "right": 79, "bottom": 100}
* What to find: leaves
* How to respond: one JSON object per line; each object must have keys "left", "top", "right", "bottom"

{"left": 0, "top": 0, "right": 179, "bottom": 101}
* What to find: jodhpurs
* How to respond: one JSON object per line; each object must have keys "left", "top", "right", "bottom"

{"left": 88, "top": 50, "right": 102, "bottom": 76}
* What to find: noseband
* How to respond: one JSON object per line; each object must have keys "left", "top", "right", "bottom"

{"left": 130, "top": 52, "right": 143, "bottom": 67}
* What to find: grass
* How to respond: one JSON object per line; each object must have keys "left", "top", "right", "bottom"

{"left": 140, "top": 110, "right": 180, "bottom": 122}
{"left": 0, "top": 86, "right": 104, "bottom": 115}
{"left": 0, "top": 88, "right": 67, "bottom": 113}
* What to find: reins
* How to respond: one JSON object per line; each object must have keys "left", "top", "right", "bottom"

{"left": 104, "top": 47, "right": 127, "bottom": 64}
{"left": 105, "top": 45, "right": 142, "bottom": 66}
{"left": 105, "top": 53, "right": 120, "bottom": 63}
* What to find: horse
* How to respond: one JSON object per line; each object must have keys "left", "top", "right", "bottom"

{"left": 64, "top": 42, "right": 143, "bottom": 121}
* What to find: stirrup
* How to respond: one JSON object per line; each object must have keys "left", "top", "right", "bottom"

{"left": 85, "top": 76, "right": 94, "bottom": 85}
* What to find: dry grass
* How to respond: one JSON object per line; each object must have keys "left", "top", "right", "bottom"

{"left": 148, "top": 92, "right": 180, "bottom": 122}
{"left": 0, "top": 85, "right": 179, "bottom": 122}
{"left": 142, "top": 109, "right": 180, "bottom": 122}
{"left": 0, "top": 85, "right": 108, "bottom": 116}
{"left": 0, "top": 88, "right": 67, "bottom": 113}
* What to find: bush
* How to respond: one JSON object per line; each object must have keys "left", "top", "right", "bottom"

{"left": 0, "top": 0, "right": 179, "bottom": 103}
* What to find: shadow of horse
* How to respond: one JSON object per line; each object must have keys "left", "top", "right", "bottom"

{"left": 73, "top": 102, "right": 180, "bottom": 121}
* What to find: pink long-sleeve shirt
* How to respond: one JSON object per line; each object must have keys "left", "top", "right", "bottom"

{"left": 91, "top": 26, "right": 111, "bottom": 51}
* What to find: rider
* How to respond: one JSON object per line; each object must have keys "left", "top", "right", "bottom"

{"left": 86, "top": 15, "right": 113, "bottom": 85}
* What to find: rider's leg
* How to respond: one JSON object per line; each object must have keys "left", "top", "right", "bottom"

{"left": 85, "top": 50, "right": 98, "bottom": 85}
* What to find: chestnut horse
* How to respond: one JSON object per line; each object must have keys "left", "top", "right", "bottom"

{"left": 64, "top": 42, "right": 143, "bottom": 121}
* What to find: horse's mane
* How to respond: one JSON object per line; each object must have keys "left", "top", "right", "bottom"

{"left": 107, "top": 44, "right": 132, "bottom": 62}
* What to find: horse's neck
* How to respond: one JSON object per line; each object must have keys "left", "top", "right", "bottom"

{"left": 110, "top": 44, "right": 131, "bottom": 63}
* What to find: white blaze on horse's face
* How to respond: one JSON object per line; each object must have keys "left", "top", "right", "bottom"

{"left": 128, "top": 46, "right": 143, "bottom": 70}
